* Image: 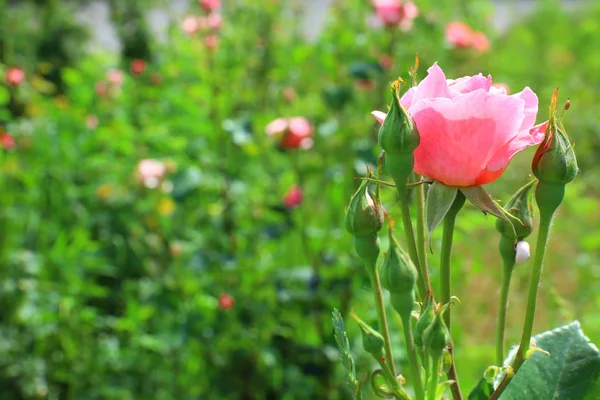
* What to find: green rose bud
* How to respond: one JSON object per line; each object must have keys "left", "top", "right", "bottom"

{"left": 414, "top": 294, "right": 435, "bottom": 350}
{"left": 350, "top": 311, "right": 385, "bottom": 361}
{"left": 532, "top": 89, "right": 578, "bottom": 185}
{"left": 376, "top": 79, "right": 420, "bottom": 189}
{"left": 423, "top": 311, "right": 451, "bottom": 360}
{"left": 344, "top": 176, "right": 384, "bottom": 237}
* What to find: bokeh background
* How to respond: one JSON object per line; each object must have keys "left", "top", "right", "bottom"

{"left": 1, "top": 0, "right": 599, "bottom": 399}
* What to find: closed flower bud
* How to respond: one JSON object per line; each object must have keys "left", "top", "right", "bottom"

{"left": 377, "top": 79, "right": 420, "bottom": 156}
{"left": 532, "top": 90, "right": 578, "bottom": 185}
{"left": 496, "top": 180, "right": 535, "bottom": 240}
{"left": 351, "top": 311, "right": 385, "bottom": 360}
{"left": 373, "top": 79, "right": 420, "bottom": 189}
{"left": 423, "top": 311, "right": 451, "bottom": 359}
{"left": 345, "top": 177, "right": 384, "bottom": 237}
{"left": 515, "top": 241, "right": 530, "bottom": 264}
{"left": 414, "top": 295, "right": 435, "bottom": 350}
{"left": 381, "top": 230, "right": 417, "bottom": 295}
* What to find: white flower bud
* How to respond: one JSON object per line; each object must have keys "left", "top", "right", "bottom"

{"left": 515, "top": 241, "right": 530, "bottom": 264}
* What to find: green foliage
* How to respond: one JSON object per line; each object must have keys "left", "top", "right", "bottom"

{"left": 497, "top": 322, "right": 600, "bottom": 400}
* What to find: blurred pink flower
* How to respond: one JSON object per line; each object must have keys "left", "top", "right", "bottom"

{"left": 445, "top": 21, "right": 490, "bottom": 53}
{"left": 471, "top": 31, "right": 490, "bottom": 53}
{"left": 283, "top": 87, "right": 296, "bottom": 102}
{"left": 207, "top": 13, "right": 222, "bottom": 30}
{"left": 107, "top": 69, "right": 124, "bottom": 86}
{"left": 130, "top": 59, "right": 146, "bottom": 75}
{"left": 6, "top": 67, "right": 25, "bottom": 86}
{"left": 445, "top": 21, "right": 473, "bottom": 48}
{"left": 182, "top": 16, "right": 199, "bottom": 35}
{"left": 372, "top": 0, "right": 418, "bottom": 30}
{"left": 372, "top": 63, "right": 544, "bottom": 186}
{"left": 136, "top": 159, "right": 168, "bottom": 189}
{"left": 283, "top": 185, "right": 303, "bottom": 208}
{"left": 1, "top": 133, "right": 15, "bottom": 149}
{"left": 266, "top": 118, "right": 288, "bottom": 136}
{"left": 265, "top": 117, "right": 314, "bottom": 150}
{"left": 379, "top": 54, "right": 394, "bottom": 69}
{"left": 86, "top": 115, "right": 99, "bottom": 130}
{"left": 95, "top": 81, "right": 109, "bottom": 96}
{"left": 200, "top": 0, "right": 220, "bottom": 12}
{"left": 204, "top": 34, "right": 219, "bottom": 51}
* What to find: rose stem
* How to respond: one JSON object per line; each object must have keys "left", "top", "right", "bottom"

{"left": 440, "top": 192, "right": 466, "bottom": 400}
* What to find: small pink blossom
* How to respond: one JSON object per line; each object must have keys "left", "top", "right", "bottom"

{"left": 5, "top": 67, "right": 25, "bottom": 86}
{"left": 107, "top": 69, "right": 124, "bottom": 86}
{"left": 471, "top": 31, "right": 490, "bottom": 53}
{"left": 445, "top": 21, "right": 473, "bottom": 48}
{"left": 283, "top": 185, "right": 303, "bottom": 208}
{"left": 372, "top": 63, "right": 544, "bottom": 186}
{"left": 265, "top": 117, "right": 314, "bottom": 150}
{"left": 95, "top": 81, "right": 109, "bottom": 96}
{"left": 86, "top": 115, "right": 99, "bottom": 130}
{"left": 445, "top": 21, "right": 490, "bottom": 53}
{"left": 200, "top": 0, "right": 220, "bottom": 12}
{"left": 136, "top": 159, "right": 168, "bottom": 189}
{"left": 283, "top": 87, "right": 296, "bottom": 102}
{"left": 266, "top": 118, "right": 288, "bottom": 136}
{"left": 206, "top": 13, "right": 222, "bottom": 30}
{"left": 204, "top": 34, "right": 219, "bottom": 51}
{"left": 1, "top": 133, "right": 16, "bottom": 149}
{"left": 182, "top": 16, "right": 199, "bottom": 35}
{"left": 372, "top": 0, "right": 418, "bottom": 30}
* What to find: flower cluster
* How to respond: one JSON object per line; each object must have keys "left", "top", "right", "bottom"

{"left": 182, "top": 0, "right": 222, "bottom": 51}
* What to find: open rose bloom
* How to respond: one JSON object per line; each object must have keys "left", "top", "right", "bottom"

{"left": 372, "top": 0, "right": 419, "bottom": 31}
{"left": 265, "top": 117, "right": 314, "bottom": 150}
{"left": 373, "top": 63, "right": 545, "bottom": 186}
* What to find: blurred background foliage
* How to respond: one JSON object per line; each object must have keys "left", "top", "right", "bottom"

{"left": 0, "top": 0, "right": 599, "bottom": 399}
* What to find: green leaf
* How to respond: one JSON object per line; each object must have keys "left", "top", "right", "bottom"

{"left": 460, "top": 186, "right": 518, "bottom": 239}
{"left": 332, "top": 308, "right": 362, "bottom": 400}
{"left": 497, "top": 321, "right": 600, "bottom": 399}
{"left": 426, "top": 181, "right": 458, "bottom": 242}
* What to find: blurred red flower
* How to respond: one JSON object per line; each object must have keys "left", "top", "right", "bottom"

{"left": 218, "top": 293, "right": 235, "bottom": 310}
{"left": 1, "top": 133, "right": 16, "bottom": 149}
{"left": 283, "top": 185, "right": 303, "bottom": 208}
{"left": 130, "top": 59, "right": 146, "bottom": 75}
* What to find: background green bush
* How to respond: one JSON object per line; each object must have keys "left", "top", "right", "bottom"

{"left": 0, "top": 0, "right": 599, "bottom": 398}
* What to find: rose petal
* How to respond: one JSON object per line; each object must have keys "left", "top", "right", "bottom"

{"left": 447, "top": 74, "right": 492, "bottom": 95}
{"left": 371, "top": 110, "right": 387, "bottom": 124}
{"left": 409, "top": 63, "right": 453, "bottom": 105}
{"left": 487, "top": 120, "right": 546, "bottom": 172}
{"left": 408, "top": 89, "right": 525, "bottom": 186}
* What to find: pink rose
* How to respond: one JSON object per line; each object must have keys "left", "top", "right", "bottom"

{"left": 1, "top": 133, "right": 16, "bottom": 149}
{"left": 372, "top": 63, "right": 544, "bottom": 186}
{"left": 200, "top": 0, "right": 220, "bottom": 12}
{"left": 6, "top": 67, "right": 25, "bottom": 86}
{"left": 372, "top": 0, "right": 418, "bottom": 30}
{"left": 107, "top": 69, "right": 124, "bottom": 86}
{"left": 265, "top": 117, "right": 314, "bottom": 150}
{"left": 136, "top": 159, "right": 168, "bottom": 189}
{"left": 283, "top": 185, "right": 303, "bottom": 208}
{"left": 445, "top": 21, "right": 490, "bottom": 53}
{"left": 445, "top": 21, "right": 473, "bottom": 48}
{"left": 182, "top": 16, "right": 199, "bottom": 35}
